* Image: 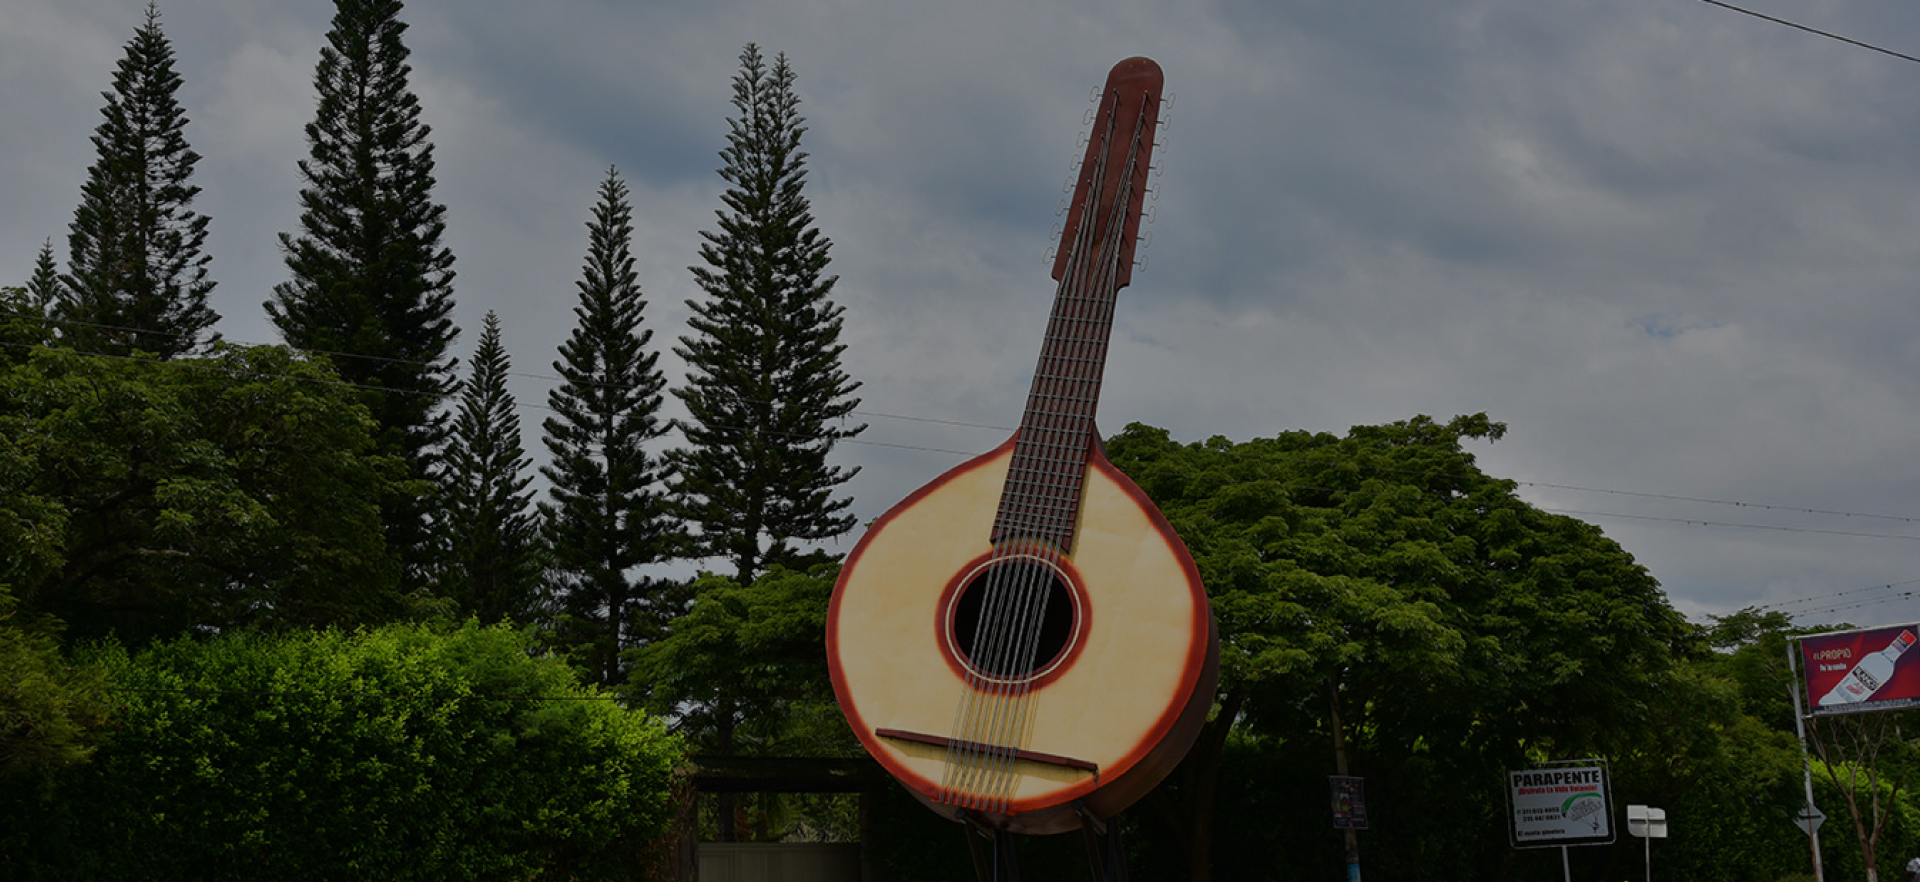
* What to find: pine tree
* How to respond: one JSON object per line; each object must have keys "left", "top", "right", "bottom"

{"left": 673, "top": 45, "right": 864, "bottom": 586}
{"left": 27, "top": 240, "right": 61, "bottom": 314}
{"left": 267, "top": 0, "right": 458, "bottom": 583}
{"left": 434, "top": 311, "right": 540, "bottom": 623}
{"left": 2, "top": 241, "right": 61, "bottom": 360}
{"left": 541, "top": 169, "right": 683, "bottom": 686}
{"left": 58, "top": 3, "right": 218, "bottom": 358}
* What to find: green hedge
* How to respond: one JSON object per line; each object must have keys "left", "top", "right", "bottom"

{"left": 0, "top": 621, "right": 681, "bottom": 881}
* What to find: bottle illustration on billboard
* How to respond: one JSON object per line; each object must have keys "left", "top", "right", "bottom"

{"left": 1820, "top": 630, "right": 1917, "bottom": 706}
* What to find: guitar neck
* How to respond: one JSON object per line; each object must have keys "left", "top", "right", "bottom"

{"left": 992, "top": 59, "right": 1162, "bottom": 549}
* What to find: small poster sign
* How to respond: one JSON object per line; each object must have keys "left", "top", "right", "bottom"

{"left": 1508, "top": 761, "right": 1614, "bottom": 848}
{"left": 1331, "top": 775, "right": 1368, "bottom": 830}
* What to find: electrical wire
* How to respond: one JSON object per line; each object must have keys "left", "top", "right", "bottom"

{"left": 1542, "top": 507, "right": 1920, "bottom": 542}
{"left": 17, "top": 315, "right": 1920, "bottom": 619}
{"left": 1696, "top": 0, "right": 1920, "bottom": 67}
{"left": 0, "top": 309, "right": 1015, "bottom": 435}
{"left": 0, "top": 338, "right": 984, "bottom": 458}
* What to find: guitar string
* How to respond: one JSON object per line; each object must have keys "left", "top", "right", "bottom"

{"left": 945, "top": 177, "right": 1096, "bottom": 805}
{"left": 951, "top": 97, "right": 1114, "bottom": 810}
{"left": 975, "top": 89, "right": 1149, "bottom": 813}
{"left": 980, "top": 85, "right": 1149, "bottom": 813}
{"left": 968, "top": 152, "right": 1107, "bottom": 807}
{"left": 988, "top": 104, "right": 1124, "bottom": 808}
{"left": 990, "top": 110, "right": 1147, "bottom": 811}
{"left": 943, "top": 81, "right": 1155, "bottom": 813}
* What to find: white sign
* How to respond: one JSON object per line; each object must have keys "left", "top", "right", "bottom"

{"left": 1627, "top": 805, "right": 1668, "bottom": 839}
{"left": 1793, "top": 805, "right": 1825, "bottom": 835}
{"left": 1509, "top": 764, "right": 1613, "bottom": 847}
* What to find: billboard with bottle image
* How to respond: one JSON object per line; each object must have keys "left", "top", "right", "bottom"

{"left": 1801, "top": 624, "right": 1920, "bottom": 716}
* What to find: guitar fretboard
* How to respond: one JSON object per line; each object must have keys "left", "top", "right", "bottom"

{"left": 992, "top": 65, "right": 1159, "bottom": 549}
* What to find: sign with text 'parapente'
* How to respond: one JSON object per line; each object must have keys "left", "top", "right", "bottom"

{"left": 1802, "top": 624, "right": 1920, "bottom": 716}
{"left": 1509, "top": 764, "right": 1613, "bottom": 848}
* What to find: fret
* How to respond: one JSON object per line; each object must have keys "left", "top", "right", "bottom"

{"left": 992, "top": 68, "right": 1157, "bottom": 550}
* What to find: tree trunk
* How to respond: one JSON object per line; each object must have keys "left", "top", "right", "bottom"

{"left": 715, "top": 701, "right": 737, "bottom": 842}
{"left": 1330, "top": 670, "right": 1360, "bottom": 882}
{"left": 1809, "top": 713, "right": 1901, "bottom": 882}
{"left": 1181, "top": 689, "right": 1243, "bottom": 882}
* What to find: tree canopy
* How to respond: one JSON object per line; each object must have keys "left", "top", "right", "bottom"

{"left": 542, "top": 169, "right": 683, "bottom": 686}
{"left": 0, "top": 621, "right": 681, "bottom": 882}
{"left": 57, "top": 3, "right": 218, "bottom": 358}
{"left": 674, "top": 44, "right": 863, "bottom": 586}
{"left": 1102, "top": 416, "right": 1696, "bottom": 881}
{"left": 2, "top": 344, "right": 406, "bottom": 646}
{"left": 267, "top": 0, "right": 458, "bottom": 585}
{"left": 433, "top": 311, "right": 540, "bottom": 624}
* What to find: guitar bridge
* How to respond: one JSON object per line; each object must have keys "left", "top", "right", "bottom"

{"left": 876, "top": 727, "right": 1099, "bottom": 773}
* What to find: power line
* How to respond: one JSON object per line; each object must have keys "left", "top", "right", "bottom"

{"left": 1761, "top": 577, "right": 1920, "bottom": 610}
{"left": 1775, "top": 591, "right": 1916, "bottom": 620}
{"left": 1521, "top": 481, "right": 1920, "bottom": 525}
{"left": 1546, "top": 507, "right": 1920, "bottom": 542}
{"left": 108, "top": 686, "right": 624, "bottom": 702}
{"left": 2, "top": 310, "right": 1015, "bottom": 435}
{"left": 18, "top": 317, "right": 1920, "bottom": 542}
{"left": 1696, "top": 0, "right": 1920, "bottom": 67}
{"left": 0, "top": 338, "right": 985, "bottom": 459}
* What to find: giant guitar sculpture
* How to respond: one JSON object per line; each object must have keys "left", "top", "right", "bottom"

{"left": 828, "top": 57, "right": 1218, "bottom": 836}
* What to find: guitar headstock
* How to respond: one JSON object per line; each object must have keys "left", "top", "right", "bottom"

{"left": 1050, "top": 57, "right": 1163, "bottom": 289}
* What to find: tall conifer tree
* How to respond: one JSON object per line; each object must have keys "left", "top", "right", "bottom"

{"left": 673, "top": 45, "right": 864, "bottom": 586}
{"left": 268, "top": 0, "right": 458, "bottom": 582}
{"left": 541, "top": 169, "right": 683, "bottom": 686}
{"left": 59, "top": 3, "right": 218, "bottom": 358}
{"left": 434, "top": 311, "right": 539, "bottom": 623}
{"left": 27, "top": 240, "right": 61, "bottom": 315}
{"left": 2, "top": 241, "right": 61, "bottom": 361}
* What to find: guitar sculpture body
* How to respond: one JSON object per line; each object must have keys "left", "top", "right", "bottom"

{"left": 828, "top": 57, "right": 1217, "bottom": 836}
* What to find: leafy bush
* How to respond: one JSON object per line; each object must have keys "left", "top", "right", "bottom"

{"left": 0, "top": 621, "right": 681, "bottom": 881}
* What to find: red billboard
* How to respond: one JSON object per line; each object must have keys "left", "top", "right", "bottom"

{"left": 1801, "top": 624, "right": 1920, "bottom": 716}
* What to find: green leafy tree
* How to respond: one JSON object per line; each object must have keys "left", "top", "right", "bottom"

{"left": 0, "top": 291, "right": 41, "bottom": 366}
{"left": 433, "top": 312, "right": 540, "bottom": 624}
{"left": 1102, "top": 416, "right": 1694, "bottom": 882}
{"left": 267, "top": 0, "right": 458, "bottom": 586}
{"left": 0, "top": 621, "right": 682, "bottom": 881}
{"left": 628, "top": 565, "right": 844, "bottom": 753}
{"left": 58, "top": 3, "right": 217, "bottom": 359}
{"left": 2, "top": 345, "right": 406, "bottom": 646}
{"left": 541, "top": 169, "right": 684, "bottom": 686}
{"left": 0, "top": 590, "right": 110, "bottom": 778}
{"left": 672, "top": 44, "right": 863, "bottom": 587}
{"left": 627, "top": 565, "right": 858, "bottom": 841}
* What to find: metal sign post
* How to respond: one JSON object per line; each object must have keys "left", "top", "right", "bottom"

{"left": 1787, "top": 640, "right": 1827, "bottom": 882}
{"left": 1626, "top": 805, "right": 1668, "bottom": 882}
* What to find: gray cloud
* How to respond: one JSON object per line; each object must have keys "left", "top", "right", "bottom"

{"left": 9, "top": 0, "right": 1920, "bottom": 625}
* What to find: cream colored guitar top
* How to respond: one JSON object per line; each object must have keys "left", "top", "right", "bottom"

{"left": 828, "top": 57, "right": 1216, "bottom": 835}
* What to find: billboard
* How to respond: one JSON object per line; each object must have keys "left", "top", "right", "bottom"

{"left": 1801, "top": 624, "right": 1920, "bottom": 716}
{"left": 1508, "top": 763, "right": 1613, "bottom": 848}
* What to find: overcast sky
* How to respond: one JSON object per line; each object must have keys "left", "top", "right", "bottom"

{"left": 8, "top": 0, "right": 1920, "bottom": 627}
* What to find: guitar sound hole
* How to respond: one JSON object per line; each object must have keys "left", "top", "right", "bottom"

{"left": 951, "top": 560, "right": 1075, "bottom": 680}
